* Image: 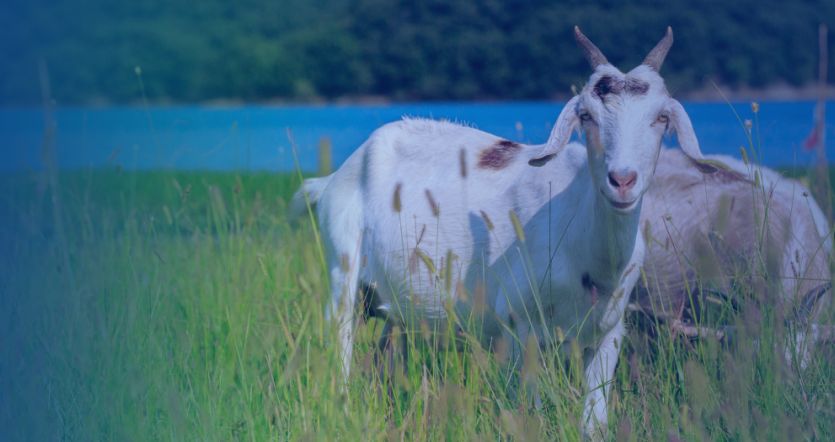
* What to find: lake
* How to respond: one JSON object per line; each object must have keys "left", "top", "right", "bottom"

{"left": 1, "top": 101, "right": 832, "bottom": 172}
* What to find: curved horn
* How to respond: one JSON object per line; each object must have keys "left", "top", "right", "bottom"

{"left": 574, "top": 26, "right": 608, "bottom": 69}
{"left": 643, "top": 27, "right": 674, "bottom": 71}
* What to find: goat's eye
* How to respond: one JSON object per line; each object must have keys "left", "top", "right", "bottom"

{"left": 656, "top": 114, "right": 669, "bottom": 124}
{"left": 579, "top": 112, "right": 592, "bottom": 122}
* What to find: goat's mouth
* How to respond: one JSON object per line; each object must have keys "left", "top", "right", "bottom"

{"left": 609, "top": 199, "right": 636, "bottom": 211}
{"left": 601, "top": 189, "right": 638, "bottom": 212}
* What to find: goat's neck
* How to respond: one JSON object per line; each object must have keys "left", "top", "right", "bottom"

{"left": 588, "top": 192, "right": 642, "bottom": 277}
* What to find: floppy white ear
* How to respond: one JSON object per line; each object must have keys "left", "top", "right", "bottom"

{"left": 529, "top": 95, "right": 580, "bottom": 166}
{"left": 669, "top": 99, "right": 718, "bottom": 173}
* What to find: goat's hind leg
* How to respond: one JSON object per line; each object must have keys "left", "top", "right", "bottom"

{"left": 322, "top": 209, "right": 364, "bottom": 385}
{"left": 326, "top": 254, "right": 361, "bottom": 386}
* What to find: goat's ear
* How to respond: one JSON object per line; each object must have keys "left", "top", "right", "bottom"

{"left": 669, "top": 99, "right": 718, "bottom": 173}
{"left": 529, "top": 96, "right": 580, "bottom": 167}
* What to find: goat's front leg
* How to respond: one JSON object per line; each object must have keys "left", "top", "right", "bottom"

{"left": 500, "top": 312, "right": 543, "bottom": 406}
{"left": 582, "top": 319, "right": 625, "bottom": 441}
{"left": 516, "top": 321, "right": 545, "bottom": 408}
{"left": 583, "top": 256, "right": 641, "bottom": 440}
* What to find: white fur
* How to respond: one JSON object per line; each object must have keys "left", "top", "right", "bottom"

{"left": 294, "top": 33, "right": 707, "bottom": 440}
{"left": 639, "top": 149, "right": 832, "bottom": 369}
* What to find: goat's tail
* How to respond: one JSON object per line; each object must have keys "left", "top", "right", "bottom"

{"left": 290, "top": 175, "right": 332, "bottom": 220}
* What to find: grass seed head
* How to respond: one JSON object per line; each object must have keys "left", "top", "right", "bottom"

{"left": 455, "top": 281, "right": 468, "bottom": 303}
{"left": 521, "top": 334, "right": 540, "bottom": 386}
{"left": 414, "top": 248, "right": 436, "bottom": 275}
{"left": 509, "top": 210, "right": 525, "bottom": 243}
{"left": 443, "top": 249, "right": 455, "bottom": 293}
{"left": 554, "top": 326, "right": 565, "bottom": 344}
{"left": 420, "top": 320, "right": 431, "bottom": 342}
{"left": 472, "top": 282, "right": 487, "bottom": 315}
{"left": 425, "top": 189, "right": 440, "bottom": 217}
{"left": 480, "top": 210, "right": 494, "bottom": 231}
{"left": 493, "top": 336, "right": 509, "bottom": 363}
{"left": 392, "top": 182, "right": 402, "bottom": 212}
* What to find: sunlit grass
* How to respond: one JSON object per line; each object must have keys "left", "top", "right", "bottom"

{"left": 1, "top": 166, "right": 832, "bottom": 441}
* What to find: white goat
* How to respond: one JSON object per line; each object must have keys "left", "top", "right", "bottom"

{"left": 293, "top": 27, "right": 712, "bottom": 439}
{"left": 637, "top": 149, "right": 832, "bottom": 368}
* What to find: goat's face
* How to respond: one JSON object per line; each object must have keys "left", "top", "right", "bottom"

{"left": 577, "top": 64, "right": 669, "bottom": 212}
{"left": 534, "top": 27, "right": 709, "bottom": 213}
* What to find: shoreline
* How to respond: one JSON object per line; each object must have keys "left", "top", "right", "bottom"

{"left": 680, "top": 83, "right": 835, "bottom": 102}
{"left": 6, "top": 84, "right": 835, "bottom": 110}
{"left": 198, "top": 84, "right": 835, "bottom": 107}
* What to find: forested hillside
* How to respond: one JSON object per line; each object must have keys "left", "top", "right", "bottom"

{"left": 1, "top": 0, "right": 834, "bottom": 104}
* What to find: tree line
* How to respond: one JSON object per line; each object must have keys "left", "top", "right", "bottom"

{"left": 1, "top": 0, "right": 833, "bottom": 105}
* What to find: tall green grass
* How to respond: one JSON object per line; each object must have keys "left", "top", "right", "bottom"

{"left": 1, "top": 166, "right": 832, "bottom": 441}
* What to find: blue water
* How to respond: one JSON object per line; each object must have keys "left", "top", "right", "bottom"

{"left": 1, "top": 101, "right": 833, "bottom": 172}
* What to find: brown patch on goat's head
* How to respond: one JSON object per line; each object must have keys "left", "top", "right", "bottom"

{"left": 477, "top": 140, "right": 521, "bottom": 169}
{"left": 594, "top": 76, "right": 621, "bottom": 97}
{"left": 625, "top": 78, "right": 650, "bottom": 94}
{"left": 593, "top": 75, "right": 650, "bottom": 98}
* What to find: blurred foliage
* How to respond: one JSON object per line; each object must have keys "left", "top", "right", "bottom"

{"left": 1, "top": 0, "right": 834, "bottom": 104}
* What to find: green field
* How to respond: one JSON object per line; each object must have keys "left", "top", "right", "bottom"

{"left": 2, "top": 168, "right": 833, "bottom": 441}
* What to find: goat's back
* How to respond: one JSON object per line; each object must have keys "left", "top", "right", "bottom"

{"left": 324, "top": 118, "right": 589, "bottom": 324}
{"left": 637, "top": 149, "right": 831, "bottom": 322}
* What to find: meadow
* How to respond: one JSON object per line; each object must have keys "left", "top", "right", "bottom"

{"left": 1, "top": 164, "right": 833, "bottom": 441}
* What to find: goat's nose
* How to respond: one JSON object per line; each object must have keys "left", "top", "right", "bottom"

{"left": 607, "top": 170, "right": 638, "bottom": 192}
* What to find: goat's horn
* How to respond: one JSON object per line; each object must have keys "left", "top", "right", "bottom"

{"left": 643, "top": 27, "right": 674, "bottom": 71}
{"left": 574, "top": 26, "right": 608, "bottom": 69}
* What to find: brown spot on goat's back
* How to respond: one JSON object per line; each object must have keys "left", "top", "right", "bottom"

{"left": 477, "top": 140, "right": 521, "bottom": 169}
